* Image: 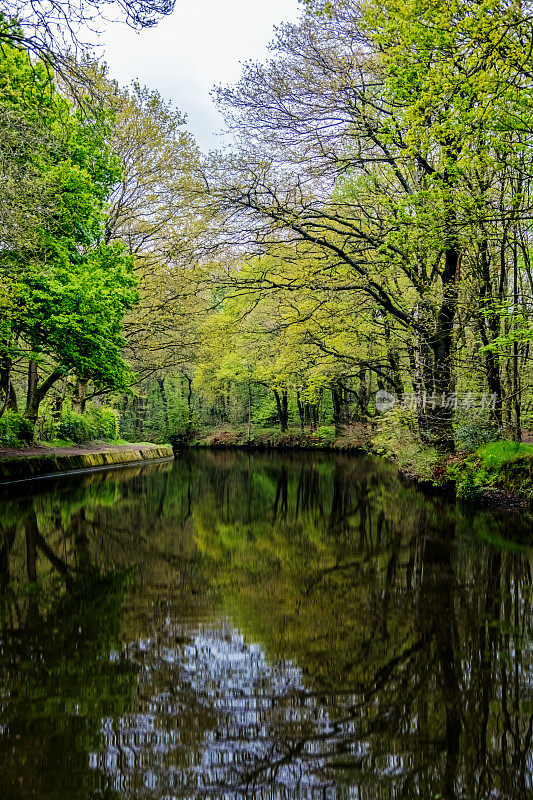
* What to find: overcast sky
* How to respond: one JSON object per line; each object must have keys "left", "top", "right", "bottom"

{"left": 96, "top": 0, "right": 302, "bottom": 152}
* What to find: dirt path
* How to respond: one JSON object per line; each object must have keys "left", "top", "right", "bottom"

{"left": 0, "top": 443, "right": 154, "bottom": 459}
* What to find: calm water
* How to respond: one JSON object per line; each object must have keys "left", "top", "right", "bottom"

{"left": 0, "top": 451, "right": 531, "bottom": 799}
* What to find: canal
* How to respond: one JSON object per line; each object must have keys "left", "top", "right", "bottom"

{"left": 0, "top": 451, "right": 531, "bottom": 798}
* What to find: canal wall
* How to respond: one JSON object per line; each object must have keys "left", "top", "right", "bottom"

{"left": 0, "top": 444, "right": 174, "bottom": 483}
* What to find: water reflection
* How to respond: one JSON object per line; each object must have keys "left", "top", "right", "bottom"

{"left": 0, "top": 452, "right": 531, "bottom": 799}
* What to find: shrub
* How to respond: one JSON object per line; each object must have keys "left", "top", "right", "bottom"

{"left": 57, "top": 410, "right": 93, "bottom": 443}
{"left": 0, "top": 411, "right": 34, "bottom": 446}
{"left": 372, "top": 406, "right": 440, "bottom": 479}
{"left": 92, "top": 406, "right": 120, "bottom": 440}
{"left": 253, "top": 395, "right": 281, "bottom": 426}
{"left": 456, "top": 465, "right": 480, "bottom": 501}
{"left": 314, "top": 425, "right": 336, "bottom": 445}
{"left": 454, "top": 413, "right": 501, "bottom": 452}
{"left": 57, "top": 405, "right": 119, "bottom": 444}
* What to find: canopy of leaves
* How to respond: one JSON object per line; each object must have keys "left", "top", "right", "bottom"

{"left": 0, "top": 43, "right": 138, "bottom": 394}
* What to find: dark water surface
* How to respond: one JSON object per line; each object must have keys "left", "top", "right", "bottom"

{"left": 0, "top": 451, "right": 531, "bottom": 799}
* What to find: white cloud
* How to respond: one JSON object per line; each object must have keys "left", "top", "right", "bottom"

{"left": 96, "top": 0, "right": 302, "bottom": 151}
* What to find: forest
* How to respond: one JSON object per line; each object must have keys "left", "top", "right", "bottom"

{"left": 3, "top": 0, "right": 533, "bottom": 487}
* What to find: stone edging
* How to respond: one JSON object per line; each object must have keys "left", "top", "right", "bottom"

{"left": 0, "top": 445, "right": 174, "bottom": 484}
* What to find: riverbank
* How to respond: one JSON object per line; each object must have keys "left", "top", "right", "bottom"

{"left": 0, "top": 442, "right": 174, "bottom": 483}
{"left": 4, "top": 425, "right": 532, "bottom": 509}
{"left": 188, "top": 424, "right": 371, "bottom": 451}
{"left": 188, "top": 424, "right": 533, "bottom": 509}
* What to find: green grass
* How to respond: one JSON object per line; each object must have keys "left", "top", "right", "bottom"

{"left": 44, "top": 437, "right": 76, "bottom": 448}
{"left": 447, "top": 439, "right": 533, "bottom": 501}
{"left": 477, "top": 440, "right": 533, "bottom": 468}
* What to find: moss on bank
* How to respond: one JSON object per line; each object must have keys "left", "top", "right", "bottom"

{"left": 447, "top": 441, "right": 533, "bottom": 503}
{"left": 0, "top": 444, "right": 174, "bottom": 482}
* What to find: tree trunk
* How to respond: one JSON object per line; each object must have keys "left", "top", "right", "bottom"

{"left": 25, "top": 369, "right": 63, "bottom": 423}
{"left": 26, "top": 360, "right": 38, "bottom": 415}
{"left": 296, "top": 390, "right": 305, "bottom": 432}
{"left": 186, "top": 375, "right": 193, "bottom": 429}
{"left": 52, "top": 377, "right": 69, "bottom": 424}
{"left": 332, "top": 386, "right": 343, "bottom": 432}
{"left": 135, "top": 395, "right": 147, "bottom": 436}
{"left": 274, "top": 390, "right": 282, "bottom": 430}
{"left": 157, "top": 378, "right": 169, "bottom": 431}
{"left": 304, "top": 402, "right": 317, "bottom": 430}
{"left": 511, "top": 236, "right": 521, "bottom": 441}
{"left": 0, "top": 357, "right": 18, "bottom": 416}
{"left": 504, "top": 349, "right": 513, "bottom": 432}
{"left": 430, "top": 245, "right": 460, "bottom": 451}
{"left": 274, "top": 389, "right": 288, "bottom": 431}
{"left": 358, "top": 369, "right": 368, "bottom": 420}
{"left": 384, "top": 315, "right": 404, "bottom": 395}
{"left": 72, "top": 379, "right": 88, "bottom": 414}
{"left": 343, "top": 386, "right": 350, "bottom": 423}
{"left": 477, "top": 235, "right": 503, "bottom": 427}
{"left": 7, "top": 381, "right": 17, "bottom": 413}
{"left": 408, "top": 341, "right": 425, "bottom": 427}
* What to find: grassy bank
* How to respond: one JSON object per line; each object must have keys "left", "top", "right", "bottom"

{"left": 447, "top": 441, "right": 533, "bottom": 504}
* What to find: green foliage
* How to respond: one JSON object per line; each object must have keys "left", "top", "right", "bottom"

{"left": 456, "top": 465, "right": 480, "bottom": 501}
{"left": 0, "top": 410, "right": 33, "bottom": 446}
{"left": 0, "top": 41, "right": 138, "bottom": 409}
{"left": 123, "top": 378, "right": 201, "bottom": 444}
{"left": 315, "top": 425, "right": 336, "bottom": 445}
{"left": 447, "top": 440, "right": 533, "bottom": 501}
{"left": 253, "top": 394, "right": 281, "bottom": 427}
{"left": 372, "top": 407, "right": 440, "bottom": 479}
{"left": 16, "top": 243, "right": 138, "bottom": 390}
{"left": 5, "top": 0, "right": 533, "bottom": 476}
{"left": 454, "top": 414, "right": 501, "bottom": 452}
{"left": 56, "top": 405, "right": 119, "bottom": 444}
{"left": 197, "top": 0, "right": 533, "bottom": 457}
{"left": 477, "top": 441, "right": 533, "bottom": 469}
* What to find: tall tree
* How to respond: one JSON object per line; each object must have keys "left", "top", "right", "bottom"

{"left": 0, "top": 44, "right": 138, "bottom": 424}
{"left": 208, "top": 0, "right": 533, "bottom": 450}
{"left": 99, "top": 78, "right": 207, "bottom": 382}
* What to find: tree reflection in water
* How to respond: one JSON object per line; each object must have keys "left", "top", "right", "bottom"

{"left": 0, "top": 452, "right": 531, "bottom": 799}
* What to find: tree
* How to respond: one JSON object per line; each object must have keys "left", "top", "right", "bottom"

{"left": 208, "top": 0, "right": 533, "bottom": 450}
{"left": 100, "top": 77, "right": 206, "bottom": 382}
{"left": 0, "top": 0, "right": 174, "bottom": 76}
{"left": 193, "top": 251, "right": 375, "bottom": 434}
{"left": 0, "top": 43, "right": 138, "bottom": 424}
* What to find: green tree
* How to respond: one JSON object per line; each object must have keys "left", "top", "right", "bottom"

{"left": 100, "top": 77, "right": 205, "bottom": 381}
{"left": 209, "top": 0, "right": 533, "bottom": 450}
{"left": 0, "top": 44, "right": 138, "bottom": 425}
